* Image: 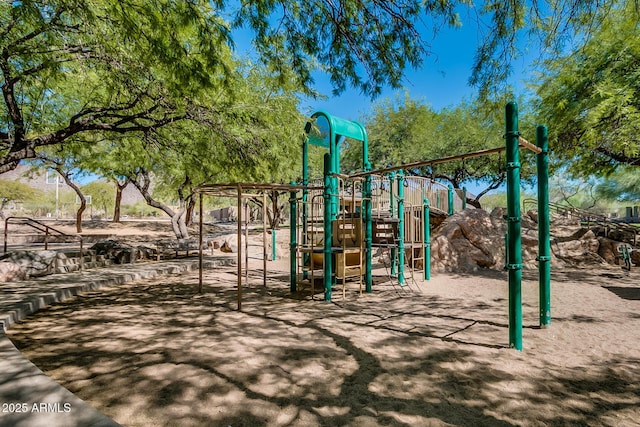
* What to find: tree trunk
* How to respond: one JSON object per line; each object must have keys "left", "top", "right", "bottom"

{"left": 171, "top": 208, "right": 190, "bottom": 239}
{"left": 268, "top": 191, "right": 283, "bottom": 229}
{"left": 112, "top": 179, "right": 128, "bottom": 223}
{"left": 56, "top": 168, "right": 85, "bottom": 233}
{"left": 185, "top": 197, "right": 195, "bottom": 227}
{"left": 130, "top": 170, "right": 189, "bottom": 239}
{"left": 76, "top": 201, "right": 86, "bottom": 232}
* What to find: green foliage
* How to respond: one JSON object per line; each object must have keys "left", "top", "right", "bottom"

{"left": 121, "top": 201, "right": 162, "bottom": 218}
{"left": 0, "top": 178, "right": 44, "bottom": 217}
{"left": 236, "top": 0, "right": 614, "bottom": 99}
{"left": 23, "top": 189, "right": 76, "bottom": 218}
{"left": 596, "top": 167, "right": 640, "bottom": 202}
{"left": 479, "top": 192, "right": 508, "bottom": 210}
{"left": 547, "top": 174, "right": 621, "bottom": 214}
{"left": 341, "top": 93, "right": 536, "bottom": 206}
{"left": 482, "top": 190, "right": 535, "bottom": 211}
{"left": 0, "top": 0, "right": 241, "bottom": 172}
{"left": 535, "top": 3, "right": 640, "bottom": 176}
{"left": 81, "top": 180, "right": 115, "bottom": 217}
{"left": 120, "top": 61, "right": 306, "bottom": 208}
{"left": 2, "top": 0, "right": 622, "bottom": 174}
{"left": 233, "top": 1, "right": 455, "bottom": 96}
{"left": 0, "top": 179, "right": 42, "bottom": 203}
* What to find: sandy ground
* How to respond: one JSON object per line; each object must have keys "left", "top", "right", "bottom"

{"left": 5, "top": 221, "right": 640, "bottom": 426}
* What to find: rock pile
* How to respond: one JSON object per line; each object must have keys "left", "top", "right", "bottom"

{"left": 430, "top": 208, "right": 637, "bottom": 273}
{"left": 90, "top": 240, "right": 156, "bottom": 264}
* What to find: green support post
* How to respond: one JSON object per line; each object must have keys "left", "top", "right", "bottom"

{"left": 389, "top": 172, "right": 397, "bottom": 277}
{"left": 389, "top": 172, "right": 396, "bottom": 217}
{"left": 505, "top": 101, "right": 523, "bottom": 351}
{"left": 323, "top": 153, "right": 333, "bottom": 302}
{"left": 447, "top": 185, "right": 454, "bottom": 216}
{"left": 504, "top": 233, "right": 509, "bottom": 270}
{"left": 462, "top": 187, "right": 467, "bottom": 210}
{"left": 397, "top": 170, "right": 405, "bottom": 285}
{"left": 271, "top": 229, "right": 277, "bottom": 261}
{"left": 423, "top": 198, "right": 431, "bottom": 281}
{"left": 537, "top": 125, "right": 551, "bottom": 328}
{"left": 289, "top": 183, "right": 297, "bottom": 293}
{"left": 364, "top": 165, "right": 373, "bottom": 292}
{"left": 302, "top": 139, "right": 309, "bottom": 278}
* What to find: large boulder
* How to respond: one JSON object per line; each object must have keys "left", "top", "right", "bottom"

{"left": 0, "top": 261, "right": 27, "bottom": 282}
{"left": 552, "top": 229, "right": 607, "bottom": 267}
{"left": 431, "top": 209, "right": 507, "bottom": 273}
{"left": 0, "top": 250, "right": 67, "bottom": 280}
{"left": 430, "top": 207, "right": 612, "bottom": 273}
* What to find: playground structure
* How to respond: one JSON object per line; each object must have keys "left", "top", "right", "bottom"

{"left": 294, "top": 172, "right": 461, "bottom": 299}
{"left": 195, "top": 102, "right": 550, "bottom": 351}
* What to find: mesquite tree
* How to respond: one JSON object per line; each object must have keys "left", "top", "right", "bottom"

{"left": 2, "top": 0, "right": 622, "bottom": 174}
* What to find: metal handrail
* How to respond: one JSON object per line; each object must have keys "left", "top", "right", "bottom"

{"left": 522, "top": 199, "right": 638, "bottom": 247}
{"left": 3, "top": 217, "right": 84, "bottom": 269}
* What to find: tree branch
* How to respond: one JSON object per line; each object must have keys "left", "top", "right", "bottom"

{"left": 0, "top": 52, "right": 26, "bottom": 143}
{"left": 595, "top": 147, "right": 640, "bottom": 166}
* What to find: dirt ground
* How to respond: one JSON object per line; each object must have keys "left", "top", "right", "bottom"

{"left": 5, "top": 220, "right": 640, "bottom": 426}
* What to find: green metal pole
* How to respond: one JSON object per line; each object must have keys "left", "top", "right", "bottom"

{"left": 448, "top": 185, "right": 454, "bottom": 216}
{"left": 504, "top": 233, "right": 509, "bottom": 270}
{"left": 323, "top": 153, "right": 333, "bottom": 301}
{"left": 397, "top": 170, "right": 405, "bottom": 285}
{"left": 505, "top": 101, "right": 523, "bottom": 351}
{"left": 364, "top": 165, "right": 373, "bottom": 293}
{"left": 289, "top": 183, "right": 297, "bottom": 293}
{"left": 361, "top": 126, "right": 373, "bottom": 293}
{"left": 423, "top": 198, "right": 431, "bottom": 281}
{"left": 462, "top": 187, "right": 467, "bottom": 210}
{"left": 329, "top": 138, "right": 339, "bottom": 292}
{"left": 389, "top": 172, "right": 396, "bottom": 217}
{"left": 537, "top": 125, "right": 551, "bottom": 328}
{"left": 272, "top": 229, "right": 277, "bottom": 261}
{"left": 389, "top": 172, "right": 397, "bottom": 277}
{"left": 302, "top": 138, "right": 309, "bottom": 277}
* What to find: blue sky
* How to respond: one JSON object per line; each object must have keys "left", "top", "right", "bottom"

{"left": 229, "top": 9, "right": 539, "bottom": 195}
{"left": 230, "top": 4, "right": 538, "bottom": 123}
{"left": 298, "top": 16, "right": 535, "bottom": 122}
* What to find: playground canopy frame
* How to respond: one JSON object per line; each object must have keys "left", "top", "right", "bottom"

{"left": 194, "top": 182, "right": 323, "bottom": 310}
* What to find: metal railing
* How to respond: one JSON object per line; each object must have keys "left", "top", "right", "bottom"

{"left": 3, "top": 217, "right": 85, "bottom": 268}
{"left": 522, "top": 199, "right": 639, "bottom": 247}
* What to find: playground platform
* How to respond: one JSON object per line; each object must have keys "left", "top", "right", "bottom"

{"left": 0, "top": 256, "right": 234, "bottom": 427}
